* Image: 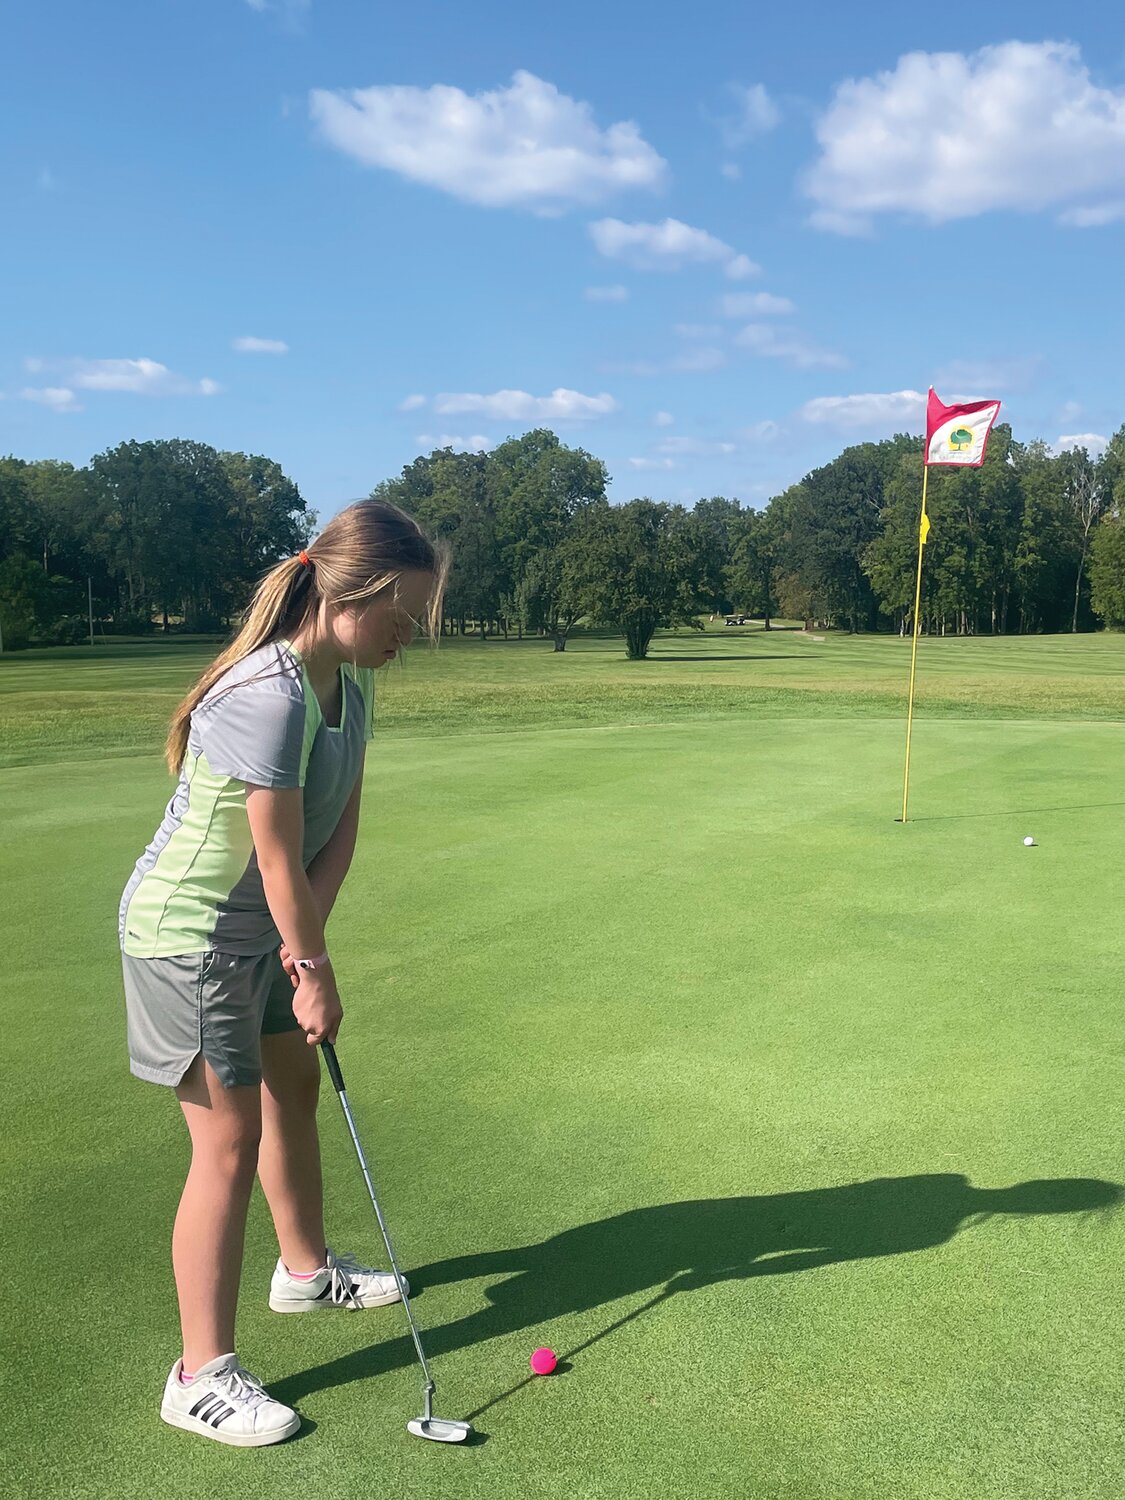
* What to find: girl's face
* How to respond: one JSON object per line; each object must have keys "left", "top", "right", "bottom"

{"left": 330, "top": 570, "right": 436, "bottom": 668}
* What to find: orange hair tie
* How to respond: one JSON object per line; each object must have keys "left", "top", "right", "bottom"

{"left": 298, "top": 550, "right": 311, "bottom": 567}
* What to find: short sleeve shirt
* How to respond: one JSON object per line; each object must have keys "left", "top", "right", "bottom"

{"left": 119, "top": 639, "right": 375, "bottom": 957}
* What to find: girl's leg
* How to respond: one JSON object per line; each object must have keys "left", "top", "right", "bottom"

{"left": 257, "top": 1029, "right": 327, "bottom": 1273}
{"left": 173, "top": 1055, "right": 263, "bottom": 1371}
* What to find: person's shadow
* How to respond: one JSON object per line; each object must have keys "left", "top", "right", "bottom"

{"left": 271, "top": 1173, "right": 1120, "bottom": 1410}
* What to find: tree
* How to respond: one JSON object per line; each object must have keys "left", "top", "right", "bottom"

{"left": 1058, "top": 446, "right": 1108, "bottom": 632}
{"left": 0, "top": 459, "right": 38, "bottom": 565}
{"left": 785, "top": 443, "right": 898, "bottom": 632}
{"left": 490, "top": 430, "right": 607, "bottom": 648}
{"left": 1089, "top": 513, "right": 1125, "bottom": 626}
{"left": 727, "top": 505, "right": 780, "bottom": 626}
{"left": 0, "top": 554, "right": 52, "bottom": 650}
{"left": 570, "top": 498, "right": 708, "bottom": 658}
{"left": 688, "top": 497, "right": 743, "bottom": 616}
{"left": 85, "top": 438, "right": 299, "bottom": 630}
{"left": 218, "top": 451, "right": 314, "bottom": 617}
{"left": 1010, "top": 441, "right": 1080, "bottom": 633}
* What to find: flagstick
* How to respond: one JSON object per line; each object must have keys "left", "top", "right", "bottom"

{"left": 900, "top": 463, "right": 930, "bottom": 823}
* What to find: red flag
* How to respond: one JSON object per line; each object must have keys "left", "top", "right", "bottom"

{"left": 925, "top": 388, "right": 1001, "bottom": 467}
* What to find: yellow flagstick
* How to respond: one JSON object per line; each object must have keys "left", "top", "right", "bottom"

{"left": 900, "top": 462, "right": 930, "bottom": 823}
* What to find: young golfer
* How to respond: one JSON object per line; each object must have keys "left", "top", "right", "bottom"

{"left": 119, "top": 499, "right": 446, "bottom": 1446}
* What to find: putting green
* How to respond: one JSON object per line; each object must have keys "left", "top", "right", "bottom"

{"left": 4, "top": 631, "right": 1124, "bottom": 1499}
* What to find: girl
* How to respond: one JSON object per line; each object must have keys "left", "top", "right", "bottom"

{"left": 119, "top": 499, "right": 447, "bottom": 1447}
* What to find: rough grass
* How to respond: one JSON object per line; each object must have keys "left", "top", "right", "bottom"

{"left": 2, "top": 626, "right": 1123, "bottom": 768}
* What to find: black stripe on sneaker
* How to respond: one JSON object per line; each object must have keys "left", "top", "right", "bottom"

{"left": 207, "top": 1404, "right": 235, "bottom": 1427}
{"left": 189, "top": 1394, "right": 216, "bottom": 1419}
{"left": 314, "top": 1282, "right": 334, "bottom": 1300}
{"left": 193, "top": 1395, "right": 228, "bottom": 1423}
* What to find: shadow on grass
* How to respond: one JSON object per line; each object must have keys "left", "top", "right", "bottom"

{"left": 272, "top": 1172, "right": 1120, "bottom": 1411}
{"left": 643, "top": 654, "right": 815, "bottom": 663}
{"left": 911, "top": 802, "right": 1125, "bottom": 823}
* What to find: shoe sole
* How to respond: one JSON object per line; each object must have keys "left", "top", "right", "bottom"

{"left": 160, "top": 1405, "right": 301, "bottom": 1447}
{"left": 268, "top": 1284, "right": 405, "bottom": 1313}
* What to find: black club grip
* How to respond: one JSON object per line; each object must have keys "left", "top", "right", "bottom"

{"left": 321, "top": 1040, "right": 346, "bottom": 1094}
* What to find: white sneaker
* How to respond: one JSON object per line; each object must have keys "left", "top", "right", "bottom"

{"left": 268, "top": 1245, "right": 406, "bottom": 1313}
{"left": 160, "top": 1353, "right": 301, "bottom": 1447}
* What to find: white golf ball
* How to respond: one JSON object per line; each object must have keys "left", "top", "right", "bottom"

{"left": 1023, "top": 836, "right": 1035, "bottom": 846}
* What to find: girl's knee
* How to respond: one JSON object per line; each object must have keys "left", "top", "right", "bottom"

{"left": 195, "top": 1123, "right": 263, "bottom": 1178}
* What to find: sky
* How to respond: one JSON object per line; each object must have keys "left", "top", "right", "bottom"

{"left": 4, "top": 0, "right": 1125, "bottom": 518}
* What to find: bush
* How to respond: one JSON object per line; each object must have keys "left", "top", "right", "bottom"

{"left": 0, "top": 609, "right": 32, "bottom": 649}
{"left": 43, "top": 614, "right": 91, "bottom": 646}
{"left": 109, "top": 609, "right": 157, "bottom": 635}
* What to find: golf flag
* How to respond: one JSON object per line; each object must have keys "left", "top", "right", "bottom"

{"left": 925, "top": 388, "right": 1001, "bottom": 467}
{"left": 919, "top": 505, "right": 931, "bottom": 546}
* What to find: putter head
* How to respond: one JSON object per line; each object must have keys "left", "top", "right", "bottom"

{"left": 407, "top": 1416, "right": 472, "bottom": 1444}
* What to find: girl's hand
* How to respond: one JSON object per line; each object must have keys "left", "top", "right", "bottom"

{"left": 292, "top": 969, "right": 343, "bottom": 1046}
{"left": 279, "top": 943, "right": 298, "bottom": 989}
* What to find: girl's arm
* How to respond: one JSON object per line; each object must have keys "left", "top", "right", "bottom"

{"left": 305, "top": 752, "right": 365, "bottom": 922}
{"left": 245, "top": 785, "right": 343, "bottom": 1044}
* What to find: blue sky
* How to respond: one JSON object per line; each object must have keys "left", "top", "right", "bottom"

{"left": 4, "top": 0, "right": 1125, "bottom": 517}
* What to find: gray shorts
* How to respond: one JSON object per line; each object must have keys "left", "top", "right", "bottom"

{"left": 122, "top": 949, "right": 301, "bottom": 1090}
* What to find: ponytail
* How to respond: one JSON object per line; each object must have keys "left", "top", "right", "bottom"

{"left": 164, "top": 499, "right": 445, "bottom": 774}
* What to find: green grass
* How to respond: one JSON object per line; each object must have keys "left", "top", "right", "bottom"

{"left": 3, "top": 625, "right": 1125, "bottom": 769}
{"left": 4, "top": 629, "right": 1125, "bottom": 1499}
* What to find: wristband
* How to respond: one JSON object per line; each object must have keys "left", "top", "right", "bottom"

{"left": 294, "top": 952, "right": 331, "bottom": 972}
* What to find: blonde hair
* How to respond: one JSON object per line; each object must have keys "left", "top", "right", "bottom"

{"left": 165, "top": 498, "right": 448, "bottom": 773}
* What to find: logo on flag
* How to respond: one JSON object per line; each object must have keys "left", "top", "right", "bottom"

{"left": 925, "top": 388, "right": 1001, "bottom": 468}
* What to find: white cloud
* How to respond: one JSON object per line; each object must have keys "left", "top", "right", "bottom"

{"left": 1059, "top": 202, "right": 1125, "bottom": 228}
{"left": 611, "top": 347, "right": 728, "bottom": 377}
{"left": 724, "top": 254, "right": 758, "bottom": 281}
{"left": 934, "top": 357, "right": 1042, "bottom": 396}
{"left": 433, "top": 388, "right": 618, "bottom": 421}
{"left": 713, "top": 83, "right": 781, "bottom": 149}
{"left": 416, "top": 433, "right": 492, "bottom": 453}
{"left": 20, "top": 386, "right": 82, "bottom": 413}
{"left": 806, "top": 41, "right": 1125, "bottom": 233}
{"left": 398, "top": 393, "right": 427, "bottom": 411}
{"left": 654, "top": 410, "right": 674, "bottom": 427}
{"left": 26, "top": 357, "right": 219, "bottom": 397}
{"left": 654, "top": 437, "right": 736, "bottom": 456}
{"left": 720, "top": 162, "right": 741, "bottom": 181}
{"left": 720, "top": 291, "right": 794, "bottom": 318}
{"left": 800, "top": 390, "right": 927, "bottom": 431}
{"left": 584, "top": 284, "right": 629, "bottom": 302}
{"left": 736, "top": 323, "right": 847, "bottom": 370}
{"left": 629, "top": 457, "right": 676, "bottom": 470}
{"left": 589, "top": 217, "right": 760, "bottom": 278}
{"left": 1057, "top": 432, "right": 1108, "bottom": 455}
{"left": 310, "top": 71, "right": 667, "bottom": 212}
{"left": 232, "top": 336, "right": 289, "bottom": 354}
{"left": 674, "top": 322, "right": 722, "bottom": 340}
{"left": 1058, "top": 401, "right": 1083, "bottom": 424}
{"left": 742, "top": 420, "right": 780, "bottom": 441}
{"left": 245, "top": 0, "right": 310, "bottom": 26}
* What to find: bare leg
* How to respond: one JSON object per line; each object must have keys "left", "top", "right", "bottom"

{"left": 173, "top": 1056, "right": 262, "bottom": 1371}
{"left": 257, "top": 1030, "right": 327, "bottom": 1274}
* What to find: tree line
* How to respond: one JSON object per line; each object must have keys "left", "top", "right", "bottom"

{"left": 3, "top": 423, "right": 1125, "bottom": 656}
{"left": 0, "top": 441, "right": 313, "bottom": 648}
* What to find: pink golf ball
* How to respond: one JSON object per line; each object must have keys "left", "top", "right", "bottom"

{"left": 529, "top": 1347, "right": 557, "bottom": 1376}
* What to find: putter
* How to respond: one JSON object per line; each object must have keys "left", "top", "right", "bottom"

{"left": 321, "top": 1041, "right": 472, "bottom": 1444}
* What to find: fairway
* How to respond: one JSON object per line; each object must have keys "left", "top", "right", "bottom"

{"left": 4, "top": 629, "right": 1125, "bottom": 1499}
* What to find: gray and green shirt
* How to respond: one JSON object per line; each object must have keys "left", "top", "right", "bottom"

{"left": 119, "top": 639, "right": 374, "bottom": 958}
